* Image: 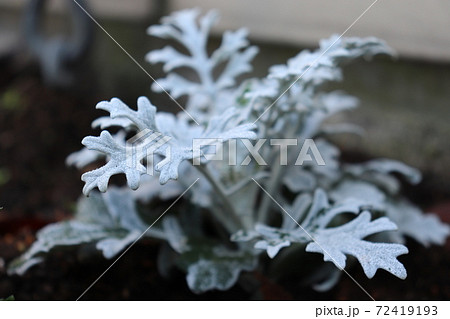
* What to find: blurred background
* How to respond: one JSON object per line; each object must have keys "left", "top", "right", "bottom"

{"left": 0, "top": 0, "right": 449, "bottom": 300}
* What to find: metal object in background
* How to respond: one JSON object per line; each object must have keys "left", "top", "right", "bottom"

{"left": 24, "top": 0, "right": 92, "bottom": 87}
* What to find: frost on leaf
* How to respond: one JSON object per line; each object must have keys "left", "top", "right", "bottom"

{"left": 306, "top": 211, "right": 408, "bottom": 279}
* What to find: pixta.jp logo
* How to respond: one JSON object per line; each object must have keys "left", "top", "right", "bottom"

{"left": 126, "top": 129, "right": 326, "bottom": 175}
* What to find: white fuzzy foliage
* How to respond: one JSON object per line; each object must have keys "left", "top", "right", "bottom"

{"left": 11, "top": 9, "right": 449, "bottom": 295}
{"left": 236, "top": 189, "right": 409, "bottom": 280}
{"left": 8, "top": 189, "right": 159, "bottom": 275}
{"left": 81, "top": 130, "right": 145, "bottom": 194}
{"left": 147, "top": 8, "right": 258, "bottom": 120}
{"left": 162, "top": 216, "right": 190, "bottom": 254}
{"left": 345, "top": 159, "right": 422, "bottom": 187}
{"left": 82, "top": 96, "right": 256, "bottom": 191}
{"left": 269, "top": 35, "right": 394, "bottom": 86}
{"left": 330, "top": 180, "right": 386, "bottom": 211}
{"left": 186, "top": 248, "right": 257, "bottom": 293}
{"left": 386, "top": 200, "right": 450, "bottom": 246}
{"left": 65, "top": 146, "right": 102, "bottom": 169}
{"left": 306, "top": 211, "right": 408, "bottom": 279}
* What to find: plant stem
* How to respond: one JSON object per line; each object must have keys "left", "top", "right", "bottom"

{"left": 256, "top": 115, "right": 300, "bottom": 224}
{"left": 225, "top": 171, "right": 270, "bottom": 196}
{"left": 256, "top": 154, "right": 285, "bottom": 223}
{"left": 195, "top": 164, "right": 243, "bottom": 232}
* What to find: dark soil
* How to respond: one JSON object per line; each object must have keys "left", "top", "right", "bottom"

{"left": 0, "top": 59, "right": 449, "bottom": 301}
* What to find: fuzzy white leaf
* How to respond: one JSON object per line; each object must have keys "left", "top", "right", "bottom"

{"left": 66, "top": 131, "right": 128, "bottom": 171}
{"left": 254, "top": 239, "right": 290, "bottom": 259}
{"left": 306, "top": 211, "right": 408, "bottom": 279}
{"left": 154, "top": 108, "right": 257, "bottom": 184}
{"left": 81, "top": 131, "right": 145, "bottom": 195}
{"left": 131, "top": 175, "right": 185, "bottom": 203}
{"left": 7, "top": 220, "right": 128, "bottom": 275}
{"left": 96, "top": 96, "right": 157, "bottom": 131}
{"left": 320, "top": 91, "right": 359, "bottom": 114}
{"left": 91, "top": 117, "right": 133, "bottom": 130}
{"left": 7, "top": 257, "right": 43, "bottom": 276}
{"left": 162, "top": 216, "right": 190, "bottom": 253}
{"left": 230, "top": 229, "right": 259, "bottom": 242}
{"left": 283, "top": 168, "right": 316, "bottom": 193}
{"left": 211, "top": 28, "right": 251, "bottom": 64}
{"left": 300, "top": 188, "right": 330, "bottom": 228}
{"left": 301, "top": 188, "right": 366, "bottom": 230}
{"left": 305, "top": 139, "right": 340, "bottom": 184}
{"left": 148, "top": 9, "right": 257, "bottom": 117}
{"left": 269, "top": 35, "right": 393, "bottom": 87}
{"left": 186, "top": 249, "right": 257, "bottom": 293}
{"left": 87, "top": 95, "right": 257, "bottom": 187}
{"left": 366, "top": 159, "right": 421, "bottom": 184}
{"left": 8, "top": 190, "right": 162, "bottom": 274}
{"left": 253, "top": 224, "right": 296, "bottom": 258}
{"left": 66, "top": 147, "right": 103, "bottom": 169}
{"left": 344, "top": 159, "right": 421, "bottom": 193}
{"left": 215, "top": 46, "right": 258, "bottom": 89}
{"left": 102, "top": 187, "right": 148, "bottom": 232}
{"left": 312, "top": 267, "right": 342, "bottom": 292}
{"left": 282, "top": 193, "right": 312, "bottom": 230}
{"left": 151, "top": 73, "right": 201, "bottom": 99}
{"left": 330, "top": 180, "right": 386, "bottom": 211}
{"left": 243, "top": 78, "right": 279, "bottom": 101}
{"left": 96, "top": 231, "right": 140, "bottom": 259}
{"left": 236, "top": 189, "right": 366, "bottom": 259}
{"left": 322, "top": 35, "right": 395, "bottom": 61}
{"left": 146, "top": 46, "right": 195, "bottom": 72}
{"left": 386, "top": 200, "right": 450, "bottom": 246}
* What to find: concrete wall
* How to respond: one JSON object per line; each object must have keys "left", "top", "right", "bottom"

{"left": 1, "top": 0, "right": 449, "bottom": 61}
{"left": 170, "top": 0, "right": 450, "bottom": 62}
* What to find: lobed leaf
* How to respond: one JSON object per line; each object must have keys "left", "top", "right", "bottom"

{"left": 185, "top": 247, "right": 257, "bottom": 293}
{"left": 306, "top": 211, "right": 408, "bottom": 279}
{"left": 81, "top": 131, "right": 145, "bottom": 195}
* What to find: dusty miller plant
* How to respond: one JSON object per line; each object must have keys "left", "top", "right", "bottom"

{"left": 9, "top": 9, "right": 449, "bottom": 294}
